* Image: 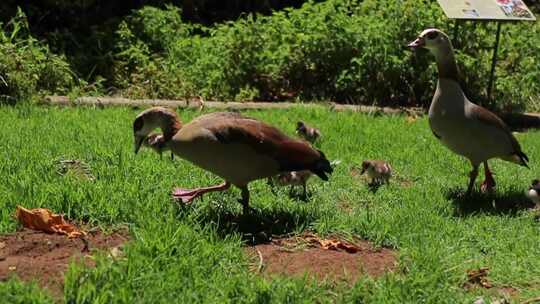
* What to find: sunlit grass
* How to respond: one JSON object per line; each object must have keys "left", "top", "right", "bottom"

{"left": 1, "top": 105, "right": 539, "bottom": 303}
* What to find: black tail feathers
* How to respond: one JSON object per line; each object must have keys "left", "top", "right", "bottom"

{"left": 518, "top": 151, "right": 529, "bottom": 168}
{"left": 312, "top": 150, "right": 333, "bottom": 181}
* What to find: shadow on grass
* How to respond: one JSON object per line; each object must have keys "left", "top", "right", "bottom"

{"left": 190, "top": 202, "right": 318, "bottom": 245}
{"left": 446, "top": 187, "right": 535, "bottom": 217}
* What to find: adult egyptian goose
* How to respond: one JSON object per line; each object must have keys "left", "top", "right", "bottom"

{"left": 133, "top": 107, "right": 333, "bottom": 213}
{"left": 408, "top": 28, "right": 528, "bottom": 194}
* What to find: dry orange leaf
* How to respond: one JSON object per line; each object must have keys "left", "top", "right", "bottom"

{"left": 15, "top": 206, "right": 85, "bottom": 238}
{"left": 465, "top": 267, "right": 493, "bottom": 289}
{"left": 318, "top": 239, "right": 360, "bottom": 253}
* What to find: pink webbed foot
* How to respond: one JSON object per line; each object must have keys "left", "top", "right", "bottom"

{"left": 171, "top": 182, "right": 232, "bottom": 205}
{"left": 480, "top": 178, "right": 496, "bottom": 193}
{"left": 172, "top": 188, "right": 203, "bottom": 204}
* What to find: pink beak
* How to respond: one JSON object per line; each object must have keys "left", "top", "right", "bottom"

{"left": 407, "top": 37, "right": 425, "bottom": 49}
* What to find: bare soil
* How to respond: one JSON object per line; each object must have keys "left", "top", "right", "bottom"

{"left": 0, "top": 228, "right": 128, "bottom": 299}
{"left": 247, "top": 234, "right": 397, "bottom": 284}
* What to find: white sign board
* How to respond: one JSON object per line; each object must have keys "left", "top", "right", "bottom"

{"left": 437, "top": 0, "right": 536, "bottom": 21}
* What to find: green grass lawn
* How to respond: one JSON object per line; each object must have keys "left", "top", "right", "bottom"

{"left": 1, "top": 105, "right": 539, "bottom": 303}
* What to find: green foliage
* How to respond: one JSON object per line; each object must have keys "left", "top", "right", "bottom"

{"left": 0, "top": 8, "right": 75, "bottom": 103}
{"left": 0, "top": 278, "right": 54, "bottom": 303}
{"left": 113, "top": 6, "right": 196, "bottom": 99}
{"left": 110, "top": 1, "right": 539, "bottom": 111}
{"left": 1, "top": 2, "right": 539, "bottom": 110}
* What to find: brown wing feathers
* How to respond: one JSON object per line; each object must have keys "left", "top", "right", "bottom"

{"left": 473, "top": 106, "right": 529, "bottom": 167}
{"left": 208, "top": 115, "right": 333, "bottom": 180}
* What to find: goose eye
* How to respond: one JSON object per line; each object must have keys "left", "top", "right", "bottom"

{"left": 426, "top": 31, "right": 438, "bottom": 40}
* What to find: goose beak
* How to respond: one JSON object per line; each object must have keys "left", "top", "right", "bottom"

{"left": 134, "top": 135, "right": 146, "bottom": 154}
{"left": 408, "top": 37, "right": 425, "bottom": 49}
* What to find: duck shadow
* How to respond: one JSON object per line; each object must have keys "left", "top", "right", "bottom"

{"left": 189, "top": 202, "right": 318, "bottom": 245}
{"left": 445, "top": 187, "right": 535, "bottom": 217}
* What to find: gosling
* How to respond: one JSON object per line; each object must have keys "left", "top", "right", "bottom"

{"left": 296, "top": 121, "right": 321, "bottom": 143}
{"left": 142, "top": 133, "right": 174, "bottom": 160}
{"left": 268, "top": 170, "right": 313, "bottom": 198}
{"left": 526, "top": 179, "right": 540, "bottom": 208}
{"left": 360, "top": 160, "right": 392, "bottom": 186}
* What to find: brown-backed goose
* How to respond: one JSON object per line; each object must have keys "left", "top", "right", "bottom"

{"left": 296, "top": 121, "right": 321, "bottom": 143}
{"left": 360, "top": 160, "right": 392, "bottom": 186}
{"left": 133, "top": 107, "right": 333, "bottom": 213}
{"left": 408, "top": 28, "right": 528, "bottom": 194}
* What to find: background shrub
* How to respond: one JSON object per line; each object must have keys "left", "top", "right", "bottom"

{"left": 0, "top": 1, "right": 538, "bottom": 111}
{"left": 0, "top": 9, "right": 74, "bottom": 103}
{"left": 111, "top": 0, "right": 539, "bottom": 111}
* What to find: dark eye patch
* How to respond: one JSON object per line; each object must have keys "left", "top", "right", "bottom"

{"left": 426, "top": 31, "right": 438, "bottom": 40}
{"left": 133, "top": 117, "right": 143, "bottom": 132}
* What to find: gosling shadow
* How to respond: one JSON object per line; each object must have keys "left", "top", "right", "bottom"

{"left": 446, "top": 187, "right": 535, "bottom": 217}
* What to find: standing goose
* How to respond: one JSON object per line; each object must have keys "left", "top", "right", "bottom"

{"left": 408, "top": 28, "right": 528, "bottom": 194}
{"left": 133, "top": 107, "right": 333, "bottom": 213}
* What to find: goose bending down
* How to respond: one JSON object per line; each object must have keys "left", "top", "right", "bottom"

{"left": 408, "top": 29, "right": 528, "bottom": 194}
{"left": 133, "top": 107, "right": 333, "bottom": 213}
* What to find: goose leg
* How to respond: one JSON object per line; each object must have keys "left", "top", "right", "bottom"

{"left": 238, "top": 186, "right": 251, "bottom": 214}
{"left": 480, "top": 161, "right": 496, "bottom": 193}
{"left": 466, "top": 164, "right": 479, "bottom": 195}
{"left": 172, "top": 182, "right": 231, "bottom": 204}
{"left": 301, "top": 183, "right": 308, "bottom": 200}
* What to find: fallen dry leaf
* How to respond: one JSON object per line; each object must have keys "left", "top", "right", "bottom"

{"left": 302, "top": 234, "right": 360, "bottom": 253}
{"left": 465, "top": 267, "right": 492, "bottom": 289}
{"left": 15, "top": 206, "right": 85, "bottom": 238}
{"left": 318, "top": 239, "right": 360, "bottom": 253}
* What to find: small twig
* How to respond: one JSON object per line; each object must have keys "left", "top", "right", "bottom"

{"left": 443, "top": 259, "right": 475, "bottom": 273}
{"left": 256, "top": 249, "right": 264, "bottom": 273}
{"left": 521, "top": 296, "right": 540, "bottom": 304}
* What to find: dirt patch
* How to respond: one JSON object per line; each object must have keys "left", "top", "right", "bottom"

{"left": 0, "top": 228, "right": 128, "bottom": 299}
{"left": 246, "top": 233, "right": 396, "bottom": 284}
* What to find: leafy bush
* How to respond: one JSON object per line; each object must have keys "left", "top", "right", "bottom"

{"left": 1, "top": 2, "right": 537, "bottom": 111}
{"left": 0, "top": 8, "right": 75, "bottom": 103}
{"left": 112, "top": 1, "right": 539, "bottom": 111}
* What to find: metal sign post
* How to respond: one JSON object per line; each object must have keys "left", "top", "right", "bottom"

{"left": 437, "top": 0, "right": 536, "bottom": 104}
